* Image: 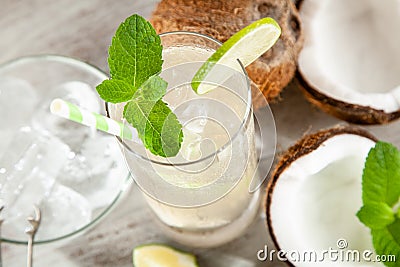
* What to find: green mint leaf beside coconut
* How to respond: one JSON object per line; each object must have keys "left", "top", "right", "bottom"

{"left": 357, "top": 203, "right": 395, "bottom": 229}
{"left": 371, "top": 226, "right": 400, "bottom": 267}
{"left": 361, "top": 142, "right": 400, "bottom": 205}
{"left": 357, "top": 141, "right": 400, "bottom": 266}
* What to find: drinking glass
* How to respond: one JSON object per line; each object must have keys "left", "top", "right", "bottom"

{"left": 0, "top": 55, "right": 130, "bottom": 244}
{"left": 107, "top": 32, "right": 268, "bottom": 247}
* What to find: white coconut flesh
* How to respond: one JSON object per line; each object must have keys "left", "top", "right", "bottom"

{"left": 269, "top": 134, "right": 383, "bottom": 266}
{"left": 299, "top": 0, "right": 400, "bottom": 113}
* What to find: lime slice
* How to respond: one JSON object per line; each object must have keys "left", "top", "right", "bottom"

{"left": 192, "top": 17, "right": 281, "bottom": 94}
{"left": 133, "top": 244, "right": 198, "bottom": 267}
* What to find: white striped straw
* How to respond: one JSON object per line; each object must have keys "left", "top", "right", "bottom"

{"left": 50, "top": 98, "right": 137, "bottom": 141}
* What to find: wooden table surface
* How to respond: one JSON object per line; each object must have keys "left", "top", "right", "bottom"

{"left": 1, "top": 1, "right": 399, "bottom": 266}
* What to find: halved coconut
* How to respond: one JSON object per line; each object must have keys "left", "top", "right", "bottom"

{"left": 265, "top": 126, "right": 380, "bottom": 266}
{"left": 150, "top": 0, "right": 304, "bottom": 108}
{"left": 297, "top": 0, "right": 400, "bottom": 124}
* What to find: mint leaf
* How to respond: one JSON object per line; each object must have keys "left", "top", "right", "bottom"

{"left": 124, "top": 99, "right": 183, "bottom": 157}
{"left": 134, "top": 75, "right": 167, "bottom": 101}
{"left": 372, "top": 224, "right": 400, "bottom": 267}
{"left": 108, "top": 14, "right": 162, "bottom": 90}
{"left": 96, "top": 79, "right": 136, "bottom": 103}
{"left": 388, "top": 218, "right": 400, "bottom": 245}
{"left": 362, "top": 141, "right": 400, "bottom": 206}
{"left": 357, "top": 202, "right": 395, "bottom": 229}
{"left": 123, "top": 75, "right": 182, "bottom": 157}
{"left": 358, "top": 141, "right": 400, "bottom": 266}
{"left": 96, "top": 14, "right": 162, "bottom": 104}
{"left": 96, "top": 14, "right": 183, "bottom": 157}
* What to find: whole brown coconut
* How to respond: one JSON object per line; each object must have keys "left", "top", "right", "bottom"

{"left": 151, "top": 0, "right": 304, "bottom": 108}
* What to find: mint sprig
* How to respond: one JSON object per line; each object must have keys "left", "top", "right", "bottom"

{"left": 96, "top": 14, "right": 183, "bottom": 157}
{"left": 108, "top": 14, "right": 163, "bottom": 88}
{"left": 124, "top": 76, "right": 183, "bottom": 157}
{"left": 357, "top": 141, "right": 400, "bottom": 266}
{"left": 96, "top": 79, "right": 135, "bottom": 103}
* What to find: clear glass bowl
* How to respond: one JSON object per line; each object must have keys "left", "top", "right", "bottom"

{"left": 0, "top": 55, "right": 131, "bottom": 244}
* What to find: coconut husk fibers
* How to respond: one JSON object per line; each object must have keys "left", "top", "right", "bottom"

{"left": 265, "top": 125, "right": 377, "bottom": 266}
{"left": 151, "top": 0, "right": 304, "bottom": 108}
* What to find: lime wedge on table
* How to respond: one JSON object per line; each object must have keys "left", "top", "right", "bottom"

{"left": 133, "top": 244, "right": 198, "bottom": 267}
{"left": 192, "top": 17, "right": 281, "bottom": 94}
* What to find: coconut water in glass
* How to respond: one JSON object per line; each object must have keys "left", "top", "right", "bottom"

{"left": 107, "top": 32, "right": 260, "bottom": 247}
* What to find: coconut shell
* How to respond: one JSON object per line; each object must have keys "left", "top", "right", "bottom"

{"left": 265, "top": 125, "right": 377, "bottom": 266}
{"left": 296, "top": 0, "right": 400, "bottom": 125}
{"left": 294, "top": 0, "right": 304, "bottom": 9}
{"left": 150, "top": 0, "right": 304, "bottom": 108}
{"left": 297, "top": 73, "right": 400, "bottom": 125}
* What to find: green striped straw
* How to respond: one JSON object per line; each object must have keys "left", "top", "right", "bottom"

{"left": 50, "top": 98, "right": 137, "bottom": 141}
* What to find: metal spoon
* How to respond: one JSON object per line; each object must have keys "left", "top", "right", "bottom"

{"left": 0, "top": 205, "right": 4, "bottom": 267}
{"left": 25, "top": 206, "right": 41, "bottom": 267}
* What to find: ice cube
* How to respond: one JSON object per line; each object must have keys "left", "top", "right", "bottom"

{"left": 31, "top": 81, "right": 101, "bottom": 151}
{"left": 57, "top": 135, "right": 115, "bottom": 186}
{"left": 36, "top": 183, "right": 92, "bottom": 240}
{"left": 57, "top": 135, "right": 128, "bottom": 210}
{"left": 178, "top": 100, "right": 208, "bottom": 134}
{"left": 162, "top": 84, "right": 190, "bottom": 109}
{"left": 184, "top": 116, "right": 208, "bottom": 134}
{"left": 0, "top": 128, "right": 69, "bottom": 240}
{"left": 0, "top": 77, "right": 39, "bottom": 130}
{"left": 180, "top": 128, "right": 202, "bottom": 161}
{"left": 51, "top": 81, "right": 101, "bottom": 112}
{"left": 0, "top": 127, "right": 40, "bottom": 206}
{"left": 79, "top": 135, "right": 117, "bottom": 176}
{"left": 2, "top": 183, "right": 92, "bottom": 241}
{"left": 0, "top": 128, "right": 69, "bottom": 210}
{"left": 178, "top": 126, "right": 218, "bottom": 170}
